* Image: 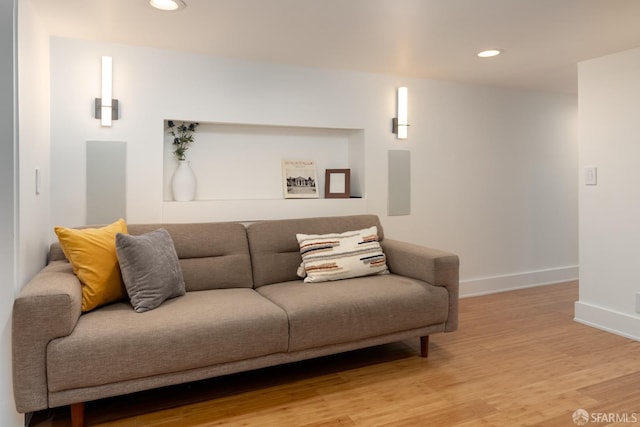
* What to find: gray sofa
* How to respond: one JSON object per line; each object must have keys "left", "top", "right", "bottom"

{"left": 12, "top": 215, "right": 459, "bottom": 426}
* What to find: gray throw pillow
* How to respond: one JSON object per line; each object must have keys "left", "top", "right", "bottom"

{"left": 115, "top": 228, "right": 185, "bottom": 313}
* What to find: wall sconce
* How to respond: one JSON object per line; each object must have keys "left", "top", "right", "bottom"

{"left": 392, "top": 86, "right": 409, "bottom": 140}
{"left": 94, "top": 56, "right": 119, "bottom": 126}
{"left": 149, "top": 0, "right": 186, "bottom": 11}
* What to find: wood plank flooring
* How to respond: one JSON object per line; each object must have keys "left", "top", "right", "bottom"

{"left": 31, "top": 281, "right": 640, "bottom": 426}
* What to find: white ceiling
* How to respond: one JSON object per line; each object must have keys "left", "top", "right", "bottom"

{"left": 29, "top": 0, "right": 640, "bottom": 94}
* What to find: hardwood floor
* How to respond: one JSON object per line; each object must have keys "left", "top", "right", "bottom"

{"left": 31, "top": 281, "right": 640, "bottom": 426}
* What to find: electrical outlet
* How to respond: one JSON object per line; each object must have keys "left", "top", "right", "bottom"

{"left": 636, "top": 292, "right": 640, "bottom": 313}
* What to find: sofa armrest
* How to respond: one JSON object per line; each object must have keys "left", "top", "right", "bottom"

{"left": 12, "top": 261, "right": 82, "bottom": 413}
{"left": 381, "top": 239, "right": 459, "bottom": 332}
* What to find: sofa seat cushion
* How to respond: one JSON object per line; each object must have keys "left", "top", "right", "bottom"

{"left": 46, "top": 289, "right": 288, "bottom": 392}
{"left": 256, "top": 274, "right": 449, "bottom": 352}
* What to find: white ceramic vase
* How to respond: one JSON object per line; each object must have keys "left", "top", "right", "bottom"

{"left": 171, "top": 160, "right": 196, "bottom": 201}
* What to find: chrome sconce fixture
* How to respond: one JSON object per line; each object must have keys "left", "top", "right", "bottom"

{"left": 392, "top": 86, "right": 409, "bottom": 139}
{"left": 94, "top": 56, "right": 119, "bottom": 126}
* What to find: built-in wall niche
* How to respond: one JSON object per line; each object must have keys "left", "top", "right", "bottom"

{"left": 162, "top": 121, "right": 365, "bottom": 222}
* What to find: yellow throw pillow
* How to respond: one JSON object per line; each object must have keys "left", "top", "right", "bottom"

{"left": 54, "top": 218, "right": 128, "bottom": 312}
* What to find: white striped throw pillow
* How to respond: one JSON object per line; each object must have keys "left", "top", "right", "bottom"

{"left": 296, "top": 226, "right": 389, "bottom": 283}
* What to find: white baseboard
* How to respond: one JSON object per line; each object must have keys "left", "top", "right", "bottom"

{"left": 574, "top": 301, "right": 640, "bottom": 342}
{"left": 459, "top": 265, "right": 579, "bottom": 298}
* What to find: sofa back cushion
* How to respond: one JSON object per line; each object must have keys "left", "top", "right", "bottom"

{"left": 50, "top": 222, "right": 253, "bottom": 291}
{"left": 246, "top": 215, "right": 384, "bottom": 288}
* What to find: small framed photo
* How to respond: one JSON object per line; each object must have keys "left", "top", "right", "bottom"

{"left": 325, "top": 169, "right": 351, "bottom": 198}
{"left": 282, "top": 160, "right": 319, "bottom": 199}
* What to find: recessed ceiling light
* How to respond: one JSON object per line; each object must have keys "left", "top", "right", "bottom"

{"left": 149, "top": 0, "right": 186, "bottom": 11}
{"left": 477, "top": 49, "right": 503, "bottom": 58}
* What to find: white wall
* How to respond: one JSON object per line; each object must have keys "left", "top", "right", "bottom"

{"left": 18, "top": 0, "right": 50, "bottom": 288}
{"left": 577, "top": 47, "right": 640, "bottom": 340}
{"left": 49, "top": 36, "right": 578, "bottom": 296}
{"left": 389, "top": 81, "right": 579, "bottom": 293}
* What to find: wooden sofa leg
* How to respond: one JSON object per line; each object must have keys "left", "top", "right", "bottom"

{"left": 420, "top": 335, "right": 429, "bottom": 358}
{"left": 70, "top": 402, "right": 85, "bottom": 427}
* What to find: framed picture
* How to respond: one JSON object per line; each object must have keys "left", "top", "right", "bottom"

{"left": 325, "top": 169, "right": 351, "bottom": 198}
{"left": 282, "top": 160, "right": 319, "bottom": 199}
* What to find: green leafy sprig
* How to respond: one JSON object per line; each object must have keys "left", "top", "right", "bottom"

{"left": 168, "top": 120, "right": 199, "bottom": 161}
